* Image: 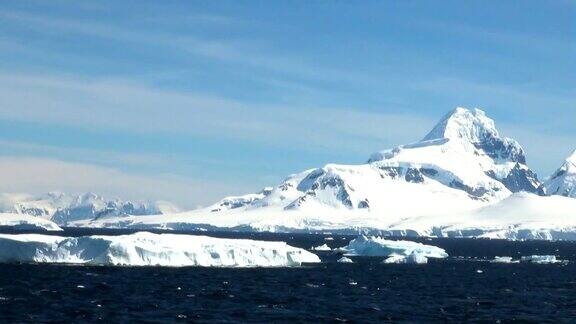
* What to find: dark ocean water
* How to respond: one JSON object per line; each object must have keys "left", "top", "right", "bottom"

{"left": 1, "top": 229, "right": 576, "bottom": 322}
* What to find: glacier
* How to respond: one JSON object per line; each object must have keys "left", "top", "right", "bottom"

{"left": 312, "top": 243, "right": 332, "bottom": 251}
{"left": 0, "top": 232, "right": 320, "bottom": 267}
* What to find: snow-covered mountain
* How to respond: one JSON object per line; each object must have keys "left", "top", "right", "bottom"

{"left": 0, "top": 192, "right": 180, "bottom": 225}
{"left": 543, "top": 150, "right": 576, "bottom": 198}
{"left": 6, "top": 107, "right": 576, "bottom": 240}
{"left": 65, "top": 107, "right": 576, "bottom": 241}
{"left": 203, "top": 107, "right": 542, "bottom": 215}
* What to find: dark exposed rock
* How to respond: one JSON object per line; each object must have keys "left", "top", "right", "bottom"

{"left": 378, "top": 166, "right": 401, "bottom": 179}
{"left": 473, "top": 137, "right": 526, "bottom": 164}
{"left": 501, "top": 163, "right": 543, "bottom": 195}
{"left": 286, "top": 173, "right": 354, "bottom": 210}
{"left": 484, "top": 165, "right": 543, "bottom": 195}
{"left": 405, "top": 168, "right": 424, "bottom": 183}
{"left": 358, "top": 199, "right": 370, "bottom": 209}
{"left": 449, "top": 180, "right": 489, "bottom": 200}
{"left": 420, "top": 168, "right": 438, "bottom": 177}
{"left": 297, "top": 169, "right": 326, "bottom": 192}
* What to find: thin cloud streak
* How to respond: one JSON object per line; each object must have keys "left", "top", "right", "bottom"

{"left": 0, "top": 71, "right": 433, "bottom": 157}
{"left": 0, "top": 8, "right": 359, "bottom": 87}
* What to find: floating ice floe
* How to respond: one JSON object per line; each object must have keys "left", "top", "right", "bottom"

{"left": 383, "top": 252, "right": 429, "bottom": 264}
{"left": 339, "top": 236, "right": 448, "bottom": 260}
{"left": 312, "top": 243, "right": 332, "bottom": 251}
{"left": 0, "top": 232, "right": 321, "bottom": 267}
{"left": 520, "top": 255, "right": 565, "bottom": 264}
{"left": 491, "top": 256, "right": 519, "bottom": 263}
{"left": 337, "top": 257, "right": 354, "bottom": 263}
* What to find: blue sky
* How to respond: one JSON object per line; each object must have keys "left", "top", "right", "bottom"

{"left": 0, "top": 0, "right": 574, "bottom": 207}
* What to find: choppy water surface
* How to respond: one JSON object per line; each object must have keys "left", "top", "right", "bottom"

{"left": 1, "top": 229, "right": 576, "bottom": 322}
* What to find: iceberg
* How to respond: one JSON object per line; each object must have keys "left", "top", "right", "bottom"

{"left": 312, "top": 243, "right": 332, "bottom": 251}
{"left": 491, "top": 256, "right": 518, "bottom": 263}
{"left": 0, "top": 232, "right": 320, "bottom": 267}
{"left": 337, "top": 256, "right": 354, "bottom": 263}
{"left": 520, "top": 255, "right": 563, "bottom": 264}
{"left": 339, "top": 236, "right": 448, "bottom": 259}
{"left": 383, "top": 252, "right": 429, "bottom": 264}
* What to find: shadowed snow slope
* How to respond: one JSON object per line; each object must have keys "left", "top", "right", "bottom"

{"left": 544, "top": 150, "right": 576, "bottom": 198}
{"left": 0, "top": 232, "right": 320, "bottom": 267}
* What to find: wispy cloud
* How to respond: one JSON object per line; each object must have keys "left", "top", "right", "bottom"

{"left": 0, "top": 8, "right": 356, "bottom": 87}
{"left": 2, "top": 70, "right": 574, "bottom": 177}
{"left": 0, "top": 71, "right": 433, "bottom": 156}
{"left": 421, "top": 19, "right": 576, "bottom": 55}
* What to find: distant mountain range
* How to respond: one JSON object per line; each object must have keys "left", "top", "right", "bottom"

{"left": 0, "top": 192, "right": 180, "bottom": 226}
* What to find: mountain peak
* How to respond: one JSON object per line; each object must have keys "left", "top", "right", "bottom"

{"left": 422, "top": 107, "right": 498, "bottom": 143}
{"left": 419, "top": 107, "right": 526, "bottom": 164}
{"left": 558, "top": 149, "right": 576, "bottom": 174}
{"left": 567, "top": 150, "right": 576, "bottom": 165}
{"left": 544, "top": 149, "right": 576, "bottom": 197}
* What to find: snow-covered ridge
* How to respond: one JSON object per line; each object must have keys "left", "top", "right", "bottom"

{"left": 543, "top": 150, "right": 576, "bottom": 198}
{"left": 0, "top": 213, "right": 62, "bottom": 231}
{"left": 422, "top": 108, "right": 526, "bottom": 164}
{"left": 196, "top": 107, "right": 543, "bottom": 216}
{"left": 208, "top": 187, "right": 273, "bottom": 212}
{"left": 369, "top": 107, "right": 541, "bottom": 196}
{"left": 0, "top": 232, "right": 320, "bottom": 267}
{"left": 0, "top": 192, "right": 180, "bottom": 225}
